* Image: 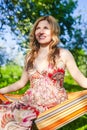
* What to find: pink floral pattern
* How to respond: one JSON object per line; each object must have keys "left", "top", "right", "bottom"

{"left": 0, "top": 64, "right": 68, "bottom": 130}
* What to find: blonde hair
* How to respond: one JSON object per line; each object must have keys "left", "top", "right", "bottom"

{"left": 25, "top": 15, "right": 60, "bottom": 70}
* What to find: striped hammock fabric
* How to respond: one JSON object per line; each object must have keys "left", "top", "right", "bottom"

{"left": 35, "top": 90, "right": 87, "bottom": 130}
{"left": 0, "top": 90, "right": 87, "bottom": 130}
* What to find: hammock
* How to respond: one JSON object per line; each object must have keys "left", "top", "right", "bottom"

{"left": 0, "top": 90, "right": 87, "bottom": 130}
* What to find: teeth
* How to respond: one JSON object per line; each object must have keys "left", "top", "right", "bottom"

{"left": 39, "top": 36, "right": 46, "bottom": 39}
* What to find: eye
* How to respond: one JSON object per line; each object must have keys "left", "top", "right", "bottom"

{"left": 36, "top": 26, "right": 40, "bottom": 30}
{"left": 44, "top": 26, "right": 49, "bottom": 29}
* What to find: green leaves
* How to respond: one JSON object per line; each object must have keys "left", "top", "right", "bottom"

{"left": 0, "top": 63, "right": 29, "bottom": 94}
{"left": 0, "top": 0, "right": 78, "bottom": 45}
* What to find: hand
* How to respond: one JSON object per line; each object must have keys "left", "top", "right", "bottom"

{"left": 0, "top": 93, "right": 9, "bottom": 104}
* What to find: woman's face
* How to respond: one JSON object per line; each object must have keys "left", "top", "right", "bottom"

{"left": 35, "top": 20, "right": 52, "bottom": 46}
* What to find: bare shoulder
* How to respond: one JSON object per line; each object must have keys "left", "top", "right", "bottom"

{"left": 59, "top": 48, "right": 71, "bottom": 56}
{"left": 58, "top": 48, "right": 73, "bottom": 63}
{"left": 59, "top": 47, "right": 72, "bottom": 57}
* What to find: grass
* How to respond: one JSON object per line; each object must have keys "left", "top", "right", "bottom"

{"left": 58, "top": 114, "right": 87, "bottom": 130}
{"left": 0, "top": 64, "right": 87, "bottom": 130}
{"left": 57, "top": 75, "right": 87, "bottom": 130}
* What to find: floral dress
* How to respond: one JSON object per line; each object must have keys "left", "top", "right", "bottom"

{"left": 0, "top": 61, "right": 68, "bottom": 130}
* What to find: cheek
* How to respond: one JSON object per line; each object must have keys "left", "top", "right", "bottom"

{"left": 48, "top": 32, "right": 52, "bottom": 39}
{"left": 35, "top": 31, "right": 38, "bottom": 38}
{"left": 46, "top": 31, "right": 52, "bottom": 39}
{"left": 35, "top": 29, "right": 41, "bottom": 35}
{"left": 46, "top": 30, "right": 51, "bottom": 35}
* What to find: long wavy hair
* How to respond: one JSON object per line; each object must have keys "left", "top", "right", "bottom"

{"left": 25, "top": 15, "right": 60, "bottom": 70}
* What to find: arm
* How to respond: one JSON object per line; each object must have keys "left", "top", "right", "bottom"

{"left": 0, "top": 69, "right": 29, "bottom": 94}
{"left": 61, "top": 49, "right": 87, "bottom": 89}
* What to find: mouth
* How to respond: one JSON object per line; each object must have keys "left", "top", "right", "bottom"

{"left": 39, "top": 35, "right": 46, "bottom": 40}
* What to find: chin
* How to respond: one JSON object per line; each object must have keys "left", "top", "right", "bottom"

{"left": 40, "top": 43, "right": 50, "bottom": 46}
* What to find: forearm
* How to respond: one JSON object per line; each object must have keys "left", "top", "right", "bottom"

{"left": 0, "top": 80, "right": 24, "bottom": 94}
{"left": 78, "top": 77, "right": 87, "bottom": 89}
{"left": 72, "top": 72, "right": 87, "bottom": 89}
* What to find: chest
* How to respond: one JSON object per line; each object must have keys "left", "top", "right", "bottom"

{"left": 34, "top": 57, "right": 65, "bottom": 73}
{"left": 34, "top": 58, "right": 48, "bottom": 73}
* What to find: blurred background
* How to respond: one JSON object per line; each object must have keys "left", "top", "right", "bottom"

{"left": 0, "top": 0, "right": 87, "bottom": 129}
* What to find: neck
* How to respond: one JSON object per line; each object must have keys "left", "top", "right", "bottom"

{"left": 39, "top": 45, "right": 49, "bottom": 55}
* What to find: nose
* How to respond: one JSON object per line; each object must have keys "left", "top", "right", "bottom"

{"left": 39, "top": 28, "right": 44, "bottom": 34}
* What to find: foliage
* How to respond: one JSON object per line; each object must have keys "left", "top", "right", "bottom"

{"left": 1, "top": 0, "right": 87, "bottom": 68}
{"left": 0, "top": 45, "right": 12, "bottom": 66}
{"left": 58, "top": 114, "right": 87, "bottom": 130}
{"left": 0, "top": 63, "right": 29, "bottom": 94}
{"left": 70, "top": 49, "right": 87, "bottom": 76}
{"left": 0, "top": 63, "right": 84, "bottom": 94}
{"left": 0, "top": 0, "right": 78, "bottom": 47}
{"left": 0, "top": 64, "right": 87, "bottom": 130}
{"left": 0, "top": 1, "right": 87, "bottom": 128}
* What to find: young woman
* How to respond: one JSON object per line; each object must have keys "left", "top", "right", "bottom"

{"left": 0, "top": 15, "right": 87, "bottom": 130}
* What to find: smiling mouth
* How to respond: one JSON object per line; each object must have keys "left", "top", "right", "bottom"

{"left": 39, "top": 35, "right": 46, "bottom": 39}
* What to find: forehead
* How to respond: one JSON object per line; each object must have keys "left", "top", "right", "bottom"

{"left": 36, "top": 20, "right": 50, "bottom": 27}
